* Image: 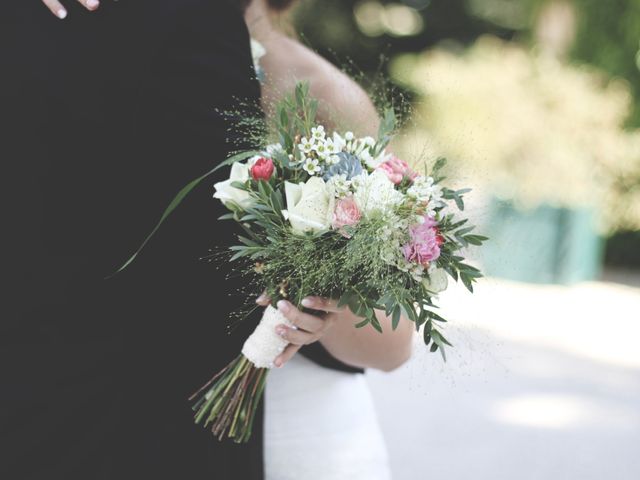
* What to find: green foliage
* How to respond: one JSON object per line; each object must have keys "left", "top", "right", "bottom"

{"left": 570, "top": 0, "right": 640, "bottom": 127}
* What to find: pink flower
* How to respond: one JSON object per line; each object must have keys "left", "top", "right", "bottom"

{"left": 332, "top": 197, "right": 362, "bottom": 236}
{"left": 375, "top": 156, "right": 417, "bottom": 185}
{"left": 250, "top": 157, "right": 275, "bottom": 181}
{"left": 402, "top": 216, "right": 442, "bottom": 266}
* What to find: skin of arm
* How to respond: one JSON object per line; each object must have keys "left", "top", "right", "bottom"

{"left": 248, "top": 1, "right": 414, "bottom": 372}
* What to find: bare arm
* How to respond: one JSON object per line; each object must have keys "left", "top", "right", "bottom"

{"left": 319, "top": 305, "right": 414, "bottom": 372}
{"left": 256, "top": 33, "right": 380, "bottom": 137}
{"left": 249, "top": 15, "right": 414, "bottom": 371}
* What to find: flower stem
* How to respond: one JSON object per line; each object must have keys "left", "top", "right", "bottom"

{"left": 191, "top": 354, "right": 268, "bottom": 443}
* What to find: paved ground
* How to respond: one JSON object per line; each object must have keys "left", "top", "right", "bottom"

{"left": 366, "top": 271, "right": 640, "bottom": 480}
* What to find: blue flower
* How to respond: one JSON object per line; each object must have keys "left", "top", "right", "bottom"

{"left": 323, "top": 152, "right": 364, "bottom": 181}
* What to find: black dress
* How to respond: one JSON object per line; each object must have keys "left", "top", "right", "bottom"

{"left": 2, "top": 1, "right": 265, "bottom": 478}
{"left": 1, "top": 2, "right": 363, "bottom": 478}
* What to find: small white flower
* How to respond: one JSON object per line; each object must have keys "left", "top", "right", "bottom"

{"left": 327, "top": 174, "right": 351, "bottom": 198}
{"left": 359, "top": 149, "right": 373, "bottom": 165}
{"left": 362, "top": 136, "right": 376, "bottom": 147}
{"left": 303, "top": 157, "right": 322, "bottom": 175}
{"left": 324, "top": 138, "right": 340, "bottom": 155}
{"left": 344, "top": 131, "right": 354, "bottom": 141}
{"left": 313, "top": 141, "right": 329, "bottom": 159}
{"left": 298, "top": 137, "right": 314, "bottom": 154}
{"left": 353, "top": 169, "right": 403, "bottom": 216}
{"left": 349, "top": 172, "right": 367, "bottom": 192}
{"left": 311, "top": 126, "right": 326, "bottom": 141}
{"left": 407, "top": 175, "right": 444, "bottom": 211}
{"left": 332, "top": 132, "right": 346, "bottom": 151}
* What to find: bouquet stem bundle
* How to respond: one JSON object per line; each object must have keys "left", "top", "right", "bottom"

{"left": 190, "top": 305, "right": 290, "bottom": 442}
{"left": 189, "top": 355, "right": 266, "bottom": 442}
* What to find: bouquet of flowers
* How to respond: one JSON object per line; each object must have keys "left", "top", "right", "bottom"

{"left": 116, "top": 82, "right": 486, "bottom": 442}
{"left": 182, "top": 83, "right": 487, "bottom": 442}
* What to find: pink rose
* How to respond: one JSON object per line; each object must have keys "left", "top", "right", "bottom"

{"left": 250, "top": 157, "right": 275, "bottom": 181}
{"left": 375, "top": 156, "right": 417, "bottom": 185}
{"left": 332, "top": 197, "right": 362, "bottom": 236}
{"left": 402, "top": 215, "right": 442, "bottom": 266}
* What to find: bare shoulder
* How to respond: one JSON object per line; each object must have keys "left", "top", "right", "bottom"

{"left": 261, "top": 34, "right": 380, "bottom": 135}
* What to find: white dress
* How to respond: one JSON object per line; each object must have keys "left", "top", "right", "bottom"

{"left": 264, "top": 354, "right": 392, "bottom": 480}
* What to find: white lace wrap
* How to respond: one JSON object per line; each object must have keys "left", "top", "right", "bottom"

{"left": 242, "top": 305, "right": 293, "bottom": 368}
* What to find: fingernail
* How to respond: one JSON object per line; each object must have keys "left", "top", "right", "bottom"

{"left": 277, "top": 300, "right": 290, "bottom": 313}
{"left": 57, "top": 9, "right": 67, "bottom": 19}
{"left": 256, "top": 294, "right": 266, "bottom": 304}
{"left": 274, "top": 359, "right": 282, "bottom": 368}
{"left": 301, "top": 298, "right": 314, "bottom": 308}
{"left": 86, "top": 0, "right": 99, "bottom": 8}
{"left": 275, "top": 326, "right": 287, "bottom": 337}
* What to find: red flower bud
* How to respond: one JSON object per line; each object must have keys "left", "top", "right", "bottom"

{"left": 250, "top": 157, "right": 274, "bottom": 181}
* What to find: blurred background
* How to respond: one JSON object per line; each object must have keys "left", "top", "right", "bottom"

{"left": 285, "top": 1, "right": 640, "bottom": 478}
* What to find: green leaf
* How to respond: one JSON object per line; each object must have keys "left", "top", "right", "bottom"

{"left": 378, "top": 108, "right": 396, "bottom": 140}
{"left": 423, "top": 327, "right": 431, "bottom": 346}
{"left": 370, "top": 313, "right": 383, "bottom": 333}
{"left": 432, "top": 157, "right": 447, "bottom": 173}
{"left": 455, "top": 226, "right": 475, "bottom": 237}
{"left": 464, "top": 234, "right": 489, "bottom": 246}
{"left": 426, "top": 310, "right": 448, "bottom": 323}
{"left": 308, "top": 99, "right": 318, "bottom": 124}
{"left": 391, "top": 305, "right": 401, "bottom": 331}
{"left": 337, "top": 292, "right": 354, "bottom": 308}
{"left": 461, "top": 274, "right": 474, "bottom": 293}
{"left": 354, "top": 318, "right": 370, "bottom": 329}
{"left": 279, "top": 106, "right": 289, "bottom": 129}
{"left": 108, "top": 150, "right": 260, "bottom": 277}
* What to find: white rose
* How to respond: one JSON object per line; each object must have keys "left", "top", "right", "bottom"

{"left": 213, "top": 162, "right": 253, "bottom": 210}
{"left": 423, "top": 267, "right": 448, "bottom": 293}
{"left": 282, "top": 177, "right": 334, "bottom": 234}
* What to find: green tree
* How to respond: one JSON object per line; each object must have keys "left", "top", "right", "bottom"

{"left": 570, "top": 0, "right": 640, "bottom": 127}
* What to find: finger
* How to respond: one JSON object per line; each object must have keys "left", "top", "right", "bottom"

{"left": 274, "top": 344, "right": 301, "bottom": 368}
{"left": 275, "top": 324, "right": 318, "bottom": 346}
{"left": 79, "top": 0, "right": 100, "bottom": 11}
{"left": 256, "top": 292, "right": 270, "bottom": 307}
{"left": 300, "top": 296, "right": 343, "bottom": 313}
{"left": 277, "top": 300, "right": 325, "bottom": 333}
{"left": 42, "top": 0, "right": 68, "bottom": 19}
